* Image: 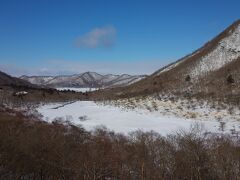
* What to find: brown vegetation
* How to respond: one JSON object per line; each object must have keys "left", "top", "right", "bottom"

{"left": 0, "top": 85, "right": 91, "bottom": 107}
{"left": 197, "top": 57, "right": 240, "bottom": 104}
{"left": 0, "top": 108, "right": 239, "bottom": 179}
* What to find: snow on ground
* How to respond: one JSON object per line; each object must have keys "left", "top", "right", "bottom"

{"left": 104, "top": 95, "right": 240, "bottom": 122}
{"left": 37, "top": 100, "right": 240, "bottom": 135}
{"left": 56, "top": 87, "right": 98, "bottom": 92}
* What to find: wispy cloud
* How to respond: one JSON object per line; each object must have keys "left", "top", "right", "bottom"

{"left": 75, "top": 25, "right": 116, "bottom": 48}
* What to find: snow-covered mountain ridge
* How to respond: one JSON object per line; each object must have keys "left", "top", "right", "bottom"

{"left": 155, "top": 20, "right": 240, "bottom": 79}
{"left": 20, "top": 72, "right": 147, "bottom": 88}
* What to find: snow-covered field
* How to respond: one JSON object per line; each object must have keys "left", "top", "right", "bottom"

{"left": 37, "top": 101, "right": 240, "bottom": 135}
{"left": 56, "top": 87, "right": 98, "bottom": 92}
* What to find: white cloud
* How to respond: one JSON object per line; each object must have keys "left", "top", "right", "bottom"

{"left": 75, "top": 26, "right": 116, "bottom": 48}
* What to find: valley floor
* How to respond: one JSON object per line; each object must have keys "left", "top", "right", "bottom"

{"left": 37, "top": 97, "right": 240, "bottom": 135}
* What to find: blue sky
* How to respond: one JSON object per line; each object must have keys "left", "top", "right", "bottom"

{"left": 0, "top": 0, "right": 239, "bottom": 76}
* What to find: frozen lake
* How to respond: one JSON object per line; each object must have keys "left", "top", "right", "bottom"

{"left": 56, "top": 87, "right": 98, "bottom": 92}
{"left": 36, "top": 101, "right": 240, "bottom": 135}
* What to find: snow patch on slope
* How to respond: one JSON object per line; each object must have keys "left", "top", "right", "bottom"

{"left": 155, "top": 24, "right": 240, "bottom": 78}
{"left": 191, "top": 25, "right": 240, "bottom": 78}
{"left": 157, "top": 61, "right": 182, "bottom": 75}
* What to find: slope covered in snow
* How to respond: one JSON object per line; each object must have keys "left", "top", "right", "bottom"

{"left": 21, "top": 72, "right": 147, "bottom": 89}
{"left": 191, "top": 25, "right": 240, "bottom": 78}
{"left": 155, "top": 20, "right": 240, "bottom": 78}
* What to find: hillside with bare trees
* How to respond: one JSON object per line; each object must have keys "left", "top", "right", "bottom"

{"left": 94, "top": 20, "right": 240, "bottom": 104}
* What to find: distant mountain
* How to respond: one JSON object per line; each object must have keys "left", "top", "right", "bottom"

{"left": 98, "top": 20, "right": 240, "bottom": 102}
{"left": 0, "top": 71, "right": 34, "bottom": 87}
{"left": 20, "top": 72, "right": 147, "bottom": 88}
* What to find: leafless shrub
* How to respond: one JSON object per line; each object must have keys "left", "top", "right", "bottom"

{"left": 0, "top": 111, "right": 239, "bottom": 179}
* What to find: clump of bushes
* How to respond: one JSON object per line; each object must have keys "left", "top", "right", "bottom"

{"left": 0, "top": 110, "right": 239, "bottom": 179}
{"left": 227, "top": 74, "right": 235, "bottom": 84}
{"left": 185, "top": 75, "right": 191, "bottom": 82}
